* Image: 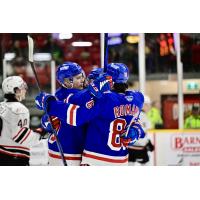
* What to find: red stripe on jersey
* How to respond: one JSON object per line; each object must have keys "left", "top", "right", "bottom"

{"left": 1, "top": 145, "right": 29, "bottom": 151}
{"left": 13, "top": 127, "right": 26, "bottom": 140}
{"left": 0, "top": 149, "right": 29, "bottom": 158}
{"left": 20, "top": 129, "right": 31, "bottom": 144}
{"left": 69, "top": 105, "right": 77, "bottom": 125}
{"left": 49, "top": 152, "right": 81, "bottom": 160}
{"left": 82, "top": 152, "right": 128, "bottom": 163}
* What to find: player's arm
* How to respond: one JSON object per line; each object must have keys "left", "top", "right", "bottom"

{"left": 36, "top": 94, "right": 100, "bottom": 126}
{"left": 11, "top": 115, "right": 47, "bottom": 147}
{"left": 12, "top": 126, "right": 42, "bottom": 147}
{"left": 35, "top": 75, "right": 110, "bottom": 126}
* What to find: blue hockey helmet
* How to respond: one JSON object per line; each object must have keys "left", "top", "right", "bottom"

{"left": 56, "top": 62, "right": 83, "bottom": 84}
{"left": 87, "top": 68, "right": 104, "bottom": 80}
{"left": 106, "top": 63, "right": 129, "bottom": 83}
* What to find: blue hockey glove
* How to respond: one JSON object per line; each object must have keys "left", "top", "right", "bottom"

{"left": 41, "top": 114, "right": 61, "bottom": 133}
{"left": 131, "top": 122, "right": 146, "bottom": 139}
{"left": 121, "top": 127, "right": 139, "bottom": 147}
{"left": 35, "top": 92, "right": 56, "bottom": 112}
{"left": 121, "top": 121, "right": 146, "bottom": 147}
{"left": 41, "top": 114, "right": 53, "bottom": 133}
{"left": 88, "top": 74, "right": 112, "bottom": 99}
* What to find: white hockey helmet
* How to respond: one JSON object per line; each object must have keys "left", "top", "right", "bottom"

{"left": 2, "top": 76, "right": 27, "bottom": 94}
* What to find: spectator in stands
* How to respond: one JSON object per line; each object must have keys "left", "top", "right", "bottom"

{"left": 11, "top": 57, "right": 28, "bottom": 81}
{"left": 147, "top": 100, "right": 163, "bottom": 129}
{"left": 11, "top": 33, "right": 28, "bottom": 57}
{"left": 184, "top": 106, "right": 200, "bottom": 129}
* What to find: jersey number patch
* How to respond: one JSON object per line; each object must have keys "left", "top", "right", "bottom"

{"left": 18, "top": 119, "right": 28, "bottom": 128}
{"left": 107, "top": 118, "right": 127, "bottom": 151}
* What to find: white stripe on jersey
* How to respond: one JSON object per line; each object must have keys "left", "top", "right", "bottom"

{"left": 48, "top": 149, "right": 81, "bottom": 158}
{"left": 64, "top": 93, "right": 74, "bottom": 103}
{"left": 82, "top": 150, "right": 128, "bottom": 166}
{"left": 66, "top": 104, "right": 80, "bottom": 126}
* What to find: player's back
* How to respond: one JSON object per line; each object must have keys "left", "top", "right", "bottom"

{"left": 82, "top": 91, "right": 141, "bottom": 166}
{"left": 0, "top": 101, "right": 31, "bottom": 159}
{"left": 0, "top": 101, "right": 30, "bottom": 139}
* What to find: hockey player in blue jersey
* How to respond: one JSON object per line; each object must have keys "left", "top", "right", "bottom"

{"left": 42, "top": 62, "right": 87, "bottom": 165}
{"left": 35, "top": 63, "right": 145, "bottom": 166}
{"left": 81, "top": 63, "right": 145, "bottom": 165}
{"left": 41, "top": 62, "right": 105, "bottom": 165}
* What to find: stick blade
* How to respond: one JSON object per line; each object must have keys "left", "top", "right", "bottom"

{"left": 27, "top": 35, "right": 34, "bottom": 62}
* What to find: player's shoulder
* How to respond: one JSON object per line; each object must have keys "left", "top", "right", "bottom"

{"left": 126, "top": 90, "right": 144, "bottom": 99}
{"left": 125, "top": 90, "right": 144, "bottom": 106}
{"left": 55, "top": 87, "right": 67, "bottom": 99}
{"left": 6, "top": 102, "right": 29, "bottom": 115}
{"left": 100, "top": 91, "right": 121, "bottom": 104}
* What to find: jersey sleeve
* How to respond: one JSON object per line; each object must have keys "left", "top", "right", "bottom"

{"left": 12, "top": 127, "right": 41, "bottom": 147}
{"left": 68, "top": 89, "right": 93, "bottom": 105}
{"left": 47, "top": 98, "right": 100, "bottom": 126}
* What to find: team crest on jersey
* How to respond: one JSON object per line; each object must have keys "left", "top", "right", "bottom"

{"left": 86, "top": 100, "right": 94, "bottom": 109}
{"left": 125, "top": 95, "right": 133, "bottom": 102}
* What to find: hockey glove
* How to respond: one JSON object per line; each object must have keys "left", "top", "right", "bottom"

{"left": 131, "top": 122, "right": 146, "bottom": 139}
{"left": 121, "top": 127, "right": 139, "bottom": 147}
{"left": 121, "top": 121, "right": 146, "bottom": 147}
{"left": 41, "top": 114, "right": 61, "bottom": 133}
{"left": 34, "top": 127, "right": 49, "bottom": 139}
{"left": 35, "top": 92, "right": 56, "bottom": 112}
{"left": 88, "top": 74, "right": 112, "bottom": 99}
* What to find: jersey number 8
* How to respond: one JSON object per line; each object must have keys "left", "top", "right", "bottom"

{"left": 108, "top": 118, "right": 127, "bottom": 151}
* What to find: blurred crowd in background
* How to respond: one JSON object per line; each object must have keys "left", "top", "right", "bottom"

{"left": 0, "top": 33, "right": 199, "bottom": 129}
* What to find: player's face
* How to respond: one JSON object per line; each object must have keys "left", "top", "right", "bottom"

{"left": 15, "top": 88, "right": 27, "bottom": 101}
{"left": 72, "top": 73, "right": 84, "bottom": 89}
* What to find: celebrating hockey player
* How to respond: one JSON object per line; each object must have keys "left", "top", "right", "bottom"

{"left": 0, "top": 76, "right": 47, "bottom": 166}
{"left": 81, "top": 63, "right": 145, "bottom": 165}
{"left": 41, "top": 62, "right": 89, "bottom": 165}
{"left": 41, "top": 63, "right": 108, "bottom": 165}
{"left": 35, "top": 63, "right": 145, "bottom": 166}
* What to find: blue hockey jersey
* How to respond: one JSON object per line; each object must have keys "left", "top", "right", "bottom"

{"left": 47, "top": 90, "right": 144, "bottom": 166}
{"left": 48, "top": 87, "right": 92, "bottom": 165}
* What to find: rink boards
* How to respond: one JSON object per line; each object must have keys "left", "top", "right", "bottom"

{"left": 148, "top": 129, "right": 200, "bottom": 166}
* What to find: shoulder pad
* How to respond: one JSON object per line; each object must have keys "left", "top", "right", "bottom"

{"left": 7, "top": 102, "right": 29, "bottom": 114}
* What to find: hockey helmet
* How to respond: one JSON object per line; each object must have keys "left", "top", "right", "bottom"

{"left": 106, "top": 63, "right": 129, "bottom": 83}
{"left": 87, "top": 68, "right": 104, "bottom": 80}
{"left": 56, "top": 62, "right": 83, "bottom": 85}
{"left": 2, "top": 76, "right": 27, "bottom": 94}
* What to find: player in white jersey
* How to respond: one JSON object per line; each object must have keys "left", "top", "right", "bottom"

{"left": 0, "top": 76, "right": 46, "bottom": 166}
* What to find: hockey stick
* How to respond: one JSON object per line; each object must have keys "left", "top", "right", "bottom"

{"left": 104, "top": 33, "right": 108, "bottom": 72}
{"left": 27, "top": 35, "right": 67, "bottom": 166}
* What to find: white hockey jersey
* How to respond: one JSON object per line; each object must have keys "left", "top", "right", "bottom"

{"left": 0, "top": 101, "right": 41, "bottom": 159}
